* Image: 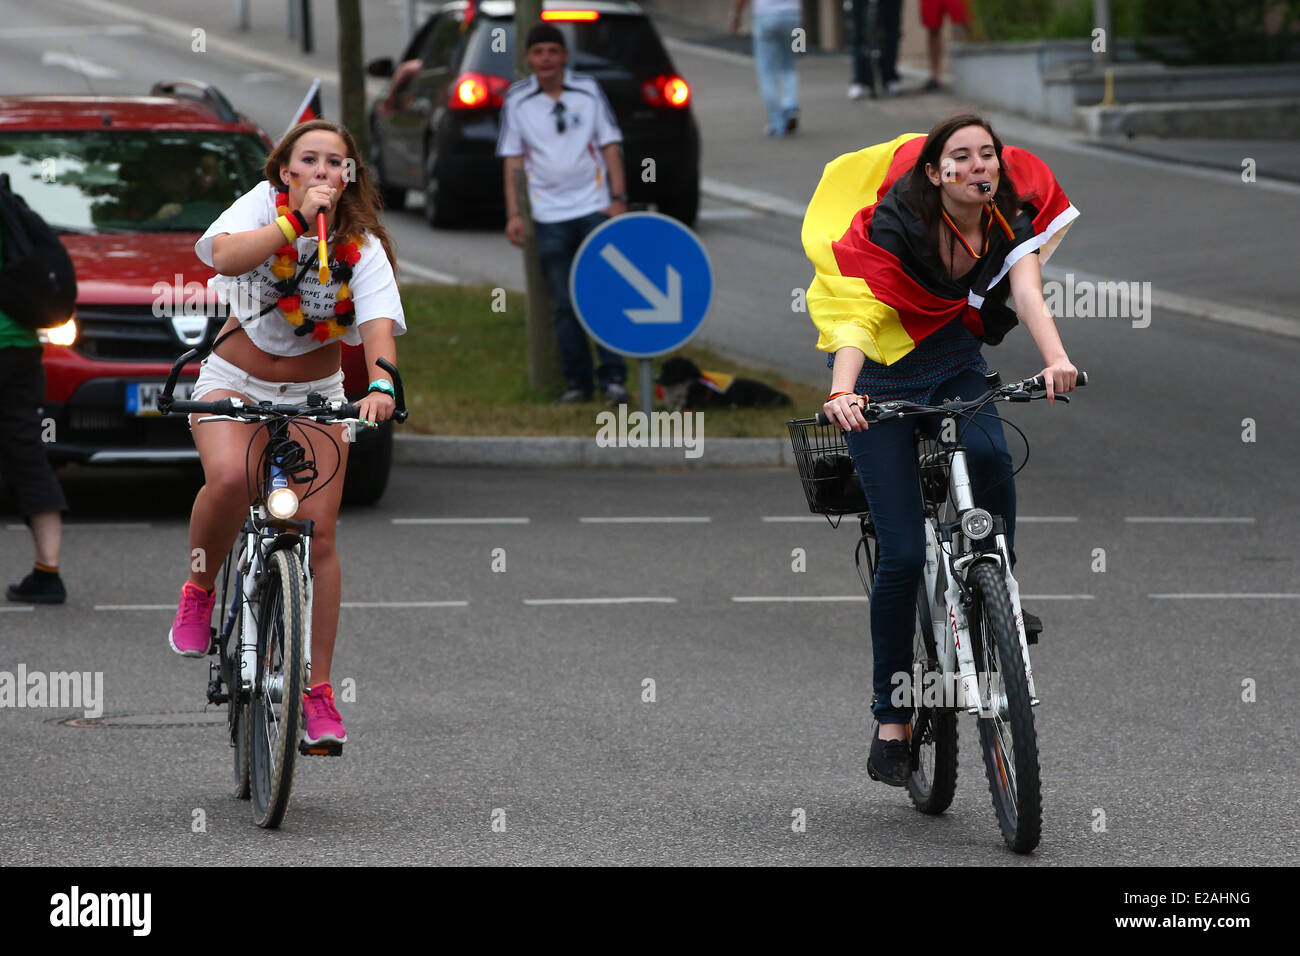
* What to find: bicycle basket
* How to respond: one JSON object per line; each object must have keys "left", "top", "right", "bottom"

{"left": 787, "top": 417, "right": 869, "bottom": 516}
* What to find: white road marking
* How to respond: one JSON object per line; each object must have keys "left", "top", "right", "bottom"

{"left": 1149, "top": 593, "right": 1300, "bottom": 599}
{"left": 340, "top": 601, "right": 469, "bottom": 608}
{"left": 732, "top": 596, "right": 868, "bottom": 602}
{"left": 524, "top": 597, "right": 678, "bottom": 605}
{"left": 698, "top": 207, "right": 760, "bottom": 221}
{"left": 40, "top": 50, "right": 120, "bottom": 78}
{"left": 95, "top": 604, "right": 172, "bottom": 611}
{"left": 0, "top": 24, "right": 142, "bottom": 38}
{"left": 397, "top": 258, "right": 457, "bottom": 285}
{"left": 579, "top": 516, "right": 711, "bottom": 523}
{"left": 0, "top": 606, "right": 35, "bottom": 613}
{"left": 1125, "top": 517, "right": 1255, "bottom": 524}
{"left": 762, "top": 516, "right": 832, "bottom": 523}
{"left": 392, "top": 518, "right": 530, "bottom": 525}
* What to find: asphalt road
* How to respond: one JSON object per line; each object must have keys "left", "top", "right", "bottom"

{"left": 1, "top": 0, "right": 1298, "bottom": 867}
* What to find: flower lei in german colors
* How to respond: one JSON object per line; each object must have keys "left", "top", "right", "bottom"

{"left": 271, "top": 192, "right": 364, "bottom": 343}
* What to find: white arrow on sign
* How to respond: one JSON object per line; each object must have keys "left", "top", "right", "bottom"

{"left": 598, "top": 243, "right": 682, "bottom": 325}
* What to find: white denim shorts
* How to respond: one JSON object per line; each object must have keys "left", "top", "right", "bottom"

{"left": 191, "top": 351, "right": 346, "bottom": 405}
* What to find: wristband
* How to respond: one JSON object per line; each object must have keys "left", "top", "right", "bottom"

{"left": 610, "top": 193, "right": 627, "bottom": 202}
{"left": 367, "top": 380, "right": 395, "bottom": 398}
{"left": 290, "top": 209, "right": 309, "bottom": 235}
{"left": 275, "top": 215, "right": 298, "bottom": 242}
{"left": 827, "top": 391, "right": 853, "bottom": 401}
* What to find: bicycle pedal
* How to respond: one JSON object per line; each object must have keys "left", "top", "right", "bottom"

{"left": 299, "top": 740, "right": 343, "bottom": 757}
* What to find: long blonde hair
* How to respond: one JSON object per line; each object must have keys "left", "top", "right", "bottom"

{"left": 264, "top": 119, "right": 397, "bottom": 271}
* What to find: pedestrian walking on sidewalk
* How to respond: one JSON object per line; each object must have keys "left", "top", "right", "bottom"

{"left": 498, "top": 23, "right": 630, "bottom": 405}
{"left": 731, "top": 0, "right": 802, "bottom": 136}
{"left": 848, "top": 0, "right": 904, "bottom": 99}
{"left": 921, "top": 0, "right": 971, "bottom": 91}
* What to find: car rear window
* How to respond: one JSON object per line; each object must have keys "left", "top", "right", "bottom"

{"left": 0, "top": 131, "right": 268, "bottom": 233}
{"left": 462, "top": 15, "right": 675, "bottom": 78}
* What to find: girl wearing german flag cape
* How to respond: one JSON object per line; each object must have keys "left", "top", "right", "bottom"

{"left": 802, "top": 114, "right": 1081, "bottom": 786}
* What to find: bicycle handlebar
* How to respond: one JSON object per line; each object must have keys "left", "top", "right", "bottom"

{"left": 812, "top": 370, "right": 1088, "bottom": 427}
{"left": 157, "top": 347, "right": 408, "bottom": 424}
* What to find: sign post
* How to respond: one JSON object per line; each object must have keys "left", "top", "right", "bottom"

{"left": 570, "top": 212, "right": 713, "bottom": 412}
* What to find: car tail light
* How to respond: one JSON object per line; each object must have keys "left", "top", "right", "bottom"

{"left": 641, "top": 74, "right": 691, "bottom": 109}
{"left": 449, "top": 72, "right": 509, "bottom": 110}
{"left": 542, "top": 10, "right": 600, "bottom": 20}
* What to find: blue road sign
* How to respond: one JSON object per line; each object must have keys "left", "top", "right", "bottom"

{"left": 569, "top": 212, "right": 713, "bottom": 359}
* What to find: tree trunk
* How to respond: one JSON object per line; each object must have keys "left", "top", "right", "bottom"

{"left": 337, "top": 0, "right": 368, "bottom": 160}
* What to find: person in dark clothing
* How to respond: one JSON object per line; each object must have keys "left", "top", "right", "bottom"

{"left": 848, "top": 0, "right": 904, "bottom": 100}
{"left": 0, "top": 252, "right": 68, "bottom": 604}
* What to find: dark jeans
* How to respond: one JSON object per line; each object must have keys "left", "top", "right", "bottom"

{"left": 535, "top": 211, "right": 627, "bottom": 394}
{"left": 0, "top": 346, "right": 68, "bottom": 517}
{"left": 844, "top": 368, "right": 1015, "bottom": 725}
{"left": 849, "top": 0, "right": 902, "bottom": 86}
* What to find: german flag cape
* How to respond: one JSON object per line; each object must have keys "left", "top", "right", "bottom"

{"left": 802, "top": 133, "right": 1079, "bottom": 365}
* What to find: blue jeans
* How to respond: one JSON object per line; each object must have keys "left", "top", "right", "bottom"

{"left": 534, "top": 211, "right": 627, "bottom": 393}
{"left": 844, "top": 369, "right": 1016, "bottom": 725}
{"left": 753, "top": 12, "right": 800, "bottom": 135}
{"left": 849, "top": 0, "right": 902, "bottom": 86}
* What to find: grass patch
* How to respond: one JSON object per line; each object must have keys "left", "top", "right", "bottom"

{"left": 396, "top": 282, "right": 826, "bottom": 437}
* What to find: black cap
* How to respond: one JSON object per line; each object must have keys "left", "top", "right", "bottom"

{"left": 525, "top": 23, "right": 566, "bottom": 49}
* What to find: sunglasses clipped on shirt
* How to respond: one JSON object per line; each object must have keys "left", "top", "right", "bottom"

{"left": 552, "top": 100, "right": 567, "bottom": 134}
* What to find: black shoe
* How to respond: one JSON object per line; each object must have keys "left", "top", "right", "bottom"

{"left": 867, "top": 725, "right": 912, "bottom": 787}
{"left": 785, "top": 114, "right": 799, "bottom": 134}
{"left": 1022, "top": 609, "right": 1043, "bottom": 645}
{"left": 554, "top": 388, "right": 594, "bottom": 405}
{"left": 922, "top": 78, "right": 942, "bottom": 93}
{"left": 6, "top": 570, "right": 67, "bottom": 605}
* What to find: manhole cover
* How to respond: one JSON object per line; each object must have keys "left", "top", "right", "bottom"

{"left": 52, "top": 711, "right": 229, "bottom": 729}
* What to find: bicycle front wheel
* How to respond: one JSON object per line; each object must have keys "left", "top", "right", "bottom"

{"left": 249, "top": 548, "right": 307, "bottom": 829}
{"left": 217, "top": 543, "right": 250, "bottom": 800}
{"left": 906, "top": 579, "right": 958, "bottom": 814}
{"left": 969, "top": 561, "right": 1041, "bottom": 853}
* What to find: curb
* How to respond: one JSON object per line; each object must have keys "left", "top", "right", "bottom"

{"left": 394, "top": 434, "right": 795, "bottom": 468}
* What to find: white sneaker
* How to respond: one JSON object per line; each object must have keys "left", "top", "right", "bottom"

{"left": 885, "top": 79, "right": 905, "bottom": 96}
{"left": 847, "top": 83, "right": 867, "bottom": 100}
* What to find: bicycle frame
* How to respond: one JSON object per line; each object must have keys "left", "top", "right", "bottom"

{"left": 918, "top": 438, "right": 1038, "bottom": 716}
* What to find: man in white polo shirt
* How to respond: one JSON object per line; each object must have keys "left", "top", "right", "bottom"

{"left": 499, "top": 22, "right": 629, "bottom": 404}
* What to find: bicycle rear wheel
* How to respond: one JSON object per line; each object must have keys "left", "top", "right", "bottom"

{"left": 906, "top": 579, "right": 958, "bottom": 814}
{"left": 249, "top": 548, "right": 307, "bottom": 829}
{"left": 969, "top": 561, "right": 1041, "bottom": 853}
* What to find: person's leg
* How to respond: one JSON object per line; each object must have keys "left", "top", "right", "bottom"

{"left": 570, "top": 211, "right": 628, "bottom": 391}
{"left": 29, "top": 511, "right": 61, "bottom": 567}
{"left": 1, "top": 348, "right": 69, "bottom": 602}
{"left": 845, "top": 417, "right": 928, "bottom": 733}
{"left": 752, "top": 14, "right": 785, "bottom": 135}
{"left": 535, "top": 217, "right": 595, "bottom": 394}
{"left": 777, "top": 13, "right": 801, "bottom": 125}
{"left": 292, "top": 419, "right": 348, "bottom": 689}
{"left": 848, "top": 0, "right": 869, "bottom": 87}
{"left": 879, "top": 0, "right": 903, "bottom": 85}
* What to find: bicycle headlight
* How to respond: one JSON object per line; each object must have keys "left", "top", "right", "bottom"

{"left": 961, "top": 508, "right": 993, "bottom": 541}
{"left": 266, "top": 487, "right": 299, "bottom": 519}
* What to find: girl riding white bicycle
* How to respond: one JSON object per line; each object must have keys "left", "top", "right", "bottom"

{"left": 168, "top": 120, "right": 405, "bottom": 753}
{"left": 802, "top": 113, "right": 1080, "bottom": 785}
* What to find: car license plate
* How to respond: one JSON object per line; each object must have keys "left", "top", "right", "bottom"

{"left": 127, "top": 382, "right": 194, "bottom": 417}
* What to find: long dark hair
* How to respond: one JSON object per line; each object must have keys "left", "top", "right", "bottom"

{"left": 903, "top": 113, "right": 1019, "bottom": 271}
{"left": 264, "top": 119, "right": 397, "bottom": 272}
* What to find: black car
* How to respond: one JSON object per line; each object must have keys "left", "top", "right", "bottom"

{"left": 367, "top": 0, "right": 700, "bottom": 227}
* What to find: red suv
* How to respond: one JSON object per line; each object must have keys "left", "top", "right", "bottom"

{"left": 0, "top": 82, "right": 392, "bottom": 503}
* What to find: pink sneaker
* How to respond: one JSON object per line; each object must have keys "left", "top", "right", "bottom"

{"left": 302, "top": 683, "right": 347, "bottom": 753}
{"left": 168, "top": 581, "right": 215, "bottom": 657}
